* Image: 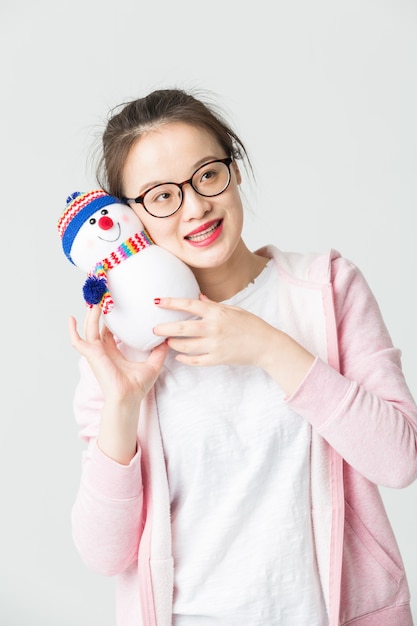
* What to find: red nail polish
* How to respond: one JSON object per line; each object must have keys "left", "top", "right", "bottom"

{"left": 154, "top": 298, "right": 161, "bottom": 305}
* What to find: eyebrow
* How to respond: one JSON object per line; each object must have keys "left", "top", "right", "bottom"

{"left": 132, "top": 154, "right": 223, "bottom": 197}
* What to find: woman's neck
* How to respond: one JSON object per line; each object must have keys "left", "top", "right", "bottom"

{"left": 191, "top": 240, "right": 270, "bottom": 302}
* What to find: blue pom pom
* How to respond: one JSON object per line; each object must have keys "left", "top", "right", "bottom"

{"left": 83, "top": 276, "right": 108, "bottom": 305}
{"left": 66, "top": 191, "right": 82, "bottom": 205}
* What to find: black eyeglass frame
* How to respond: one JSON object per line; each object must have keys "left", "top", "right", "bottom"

{"left": 123, "top": 156, "right": 233, "bottom": 218}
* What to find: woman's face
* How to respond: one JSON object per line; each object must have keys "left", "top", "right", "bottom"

{"left": 122, "top": 122, "right": 244, "bottom": 271}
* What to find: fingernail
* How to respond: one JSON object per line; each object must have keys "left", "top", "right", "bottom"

{"left": 154, "top": 298, "right": 161, "bottom": 305}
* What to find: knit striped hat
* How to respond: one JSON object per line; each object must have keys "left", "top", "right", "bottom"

{"left": 58, "top": 190, "right": 120, "bottom": 264}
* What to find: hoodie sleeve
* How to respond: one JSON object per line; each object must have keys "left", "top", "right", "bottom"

{"left": 287, "top": 255, "right": 417, "bottom": 488}
{"left": 71, "top": 356, "right": 144, "bottom": 576}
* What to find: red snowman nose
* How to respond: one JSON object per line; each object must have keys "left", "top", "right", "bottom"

{"left": 98, "top": 215, "right": 114, "bottom": 230}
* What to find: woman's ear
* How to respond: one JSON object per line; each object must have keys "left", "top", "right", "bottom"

{"left": 232, "top": 160, "right": 242, "bottom": 185}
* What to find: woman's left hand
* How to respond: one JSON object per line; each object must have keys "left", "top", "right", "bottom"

{"left": 153, "top": 294, "right": 315, "bottom": 395}
{"left": 153, "top": 294, "right": 271, "bottom": 367}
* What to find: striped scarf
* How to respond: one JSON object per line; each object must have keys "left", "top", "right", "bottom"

{"left": 83, "top": 230, "right": 154, "bottom": 313}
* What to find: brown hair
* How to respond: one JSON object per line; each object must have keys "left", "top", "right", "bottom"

{"left": 96, "top": 88, "right": 252, "bottom": 199}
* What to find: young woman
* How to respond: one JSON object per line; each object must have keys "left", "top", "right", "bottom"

{"left": 68, "top": 88, "right": 417, "bottom": 626}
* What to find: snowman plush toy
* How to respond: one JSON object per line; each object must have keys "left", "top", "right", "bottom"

{"left": 58, "top": 190, "right": 200, "bottom": 352}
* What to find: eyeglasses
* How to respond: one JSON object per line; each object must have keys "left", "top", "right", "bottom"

{"left": 123, "top": 157, "right": 233, "bottom": 218}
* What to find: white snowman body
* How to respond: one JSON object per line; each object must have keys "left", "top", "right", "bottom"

{"left": 69, "top": 200, "right": 200, "bottom": 351}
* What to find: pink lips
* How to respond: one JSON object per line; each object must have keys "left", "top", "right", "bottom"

{"left": 184, "top": 219, "right": 223, "bottom": 247}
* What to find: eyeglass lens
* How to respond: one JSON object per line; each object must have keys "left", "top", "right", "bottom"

{"left": 143, "top": 160, "right": 231, "bottom": 217}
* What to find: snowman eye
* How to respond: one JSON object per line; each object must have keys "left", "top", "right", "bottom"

{"left": 89, "top": 218, "right": 96, "bottom": 225}
{"left": 101, "top": 209, "right": 108, "bottom": 215}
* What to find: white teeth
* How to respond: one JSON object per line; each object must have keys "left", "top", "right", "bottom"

{"left": 187, "top": 222, "right": 219, "bottom": 241}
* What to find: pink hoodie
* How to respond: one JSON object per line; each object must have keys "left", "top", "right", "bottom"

{"left": 71, "top": 246, "right": 417, "bottom": 625}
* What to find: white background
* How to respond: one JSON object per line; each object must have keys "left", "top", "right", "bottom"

{"left": 1, "top": 0, "right": 417, "bottom": 623}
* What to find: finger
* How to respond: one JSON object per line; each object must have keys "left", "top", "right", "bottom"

{"left": 101, "top": 324, "right": 120, "bottom": 356}
{"left": 147, "top": 340, "right": 169, "bottom": 372}
{"left": 175, "top": 351, "right": 212, "bottom": 367}
{"left": 68, "top": 316, "right": 91, "bottom": 356}
{"left": 153, "top": 319, "right": 203, "bottom": 338}
{"left": 166, "top": 336, "right": 207, "bottom": 355}
{"left": 154, "top": 296, "right": 207, "bottom": 315}
{"left": 68, "top": 316, "right": 82, "bottom": 346}
{"left": 83, "top": 305, "right": 102, "bottom": 342}
{"left": 101, "top": 323, "right": 115, "bottom": 343}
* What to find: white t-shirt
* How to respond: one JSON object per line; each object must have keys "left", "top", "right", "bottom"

{"left": 156, "top": 261, "right": 328, "bottom": 625}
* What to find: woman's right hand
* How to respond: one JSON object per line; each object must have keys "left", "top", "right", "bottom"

{"left": 68, "top": 305, "right": 169, "bottom": 463}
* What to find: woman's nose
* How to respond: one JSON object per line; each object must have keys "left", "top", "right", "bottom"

{"left": 180, "top": 184, "right": 211, "bottom": 219}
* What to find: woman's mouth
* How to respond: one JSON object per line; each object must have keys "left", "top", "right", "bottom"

{"left": 185, "top": 219, "right": 223, "bottom": 247}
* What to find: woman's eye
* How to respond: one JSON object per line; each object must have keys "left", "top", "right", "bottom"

{"left": 201, "top": 169, "right": 216, "bottom": 181}
{"left": 155, "top": 191, "right": 172, "bottom": 203}
{"left": 147, "top": 185, "right": 177, "bottom": 204}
